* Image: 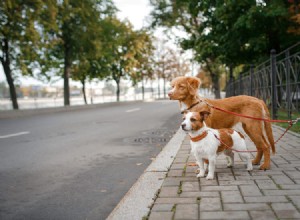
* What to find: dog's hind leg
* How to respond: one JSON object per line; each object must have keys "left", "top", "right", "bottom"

{"left": 242, "top": 122, "right": 271, "bottom": 170}
{"left": 224, "top": 150, "right": 234, "bottom": 168}
{"left": 242, "top": 123, "right": 263, "bottom": 164}
{"left": 239, "top": 152, "right": 253, "bottom": 171}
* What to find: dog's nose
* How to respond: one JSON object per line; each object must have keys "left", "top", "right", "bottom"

{"left": 168, "top": 91, "right": 173, "bottom": 97}
{"left": 181, "top": 124, "right": 186, "bottom": 130}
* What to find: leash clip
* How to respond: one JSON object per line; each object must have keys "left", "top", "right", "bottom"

{"left": 292, "top": 118, "right": 300, "bottom": 125}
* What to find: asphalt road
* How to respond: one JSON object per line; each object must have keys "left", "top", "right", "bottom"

{"left": 0, "top": 100, "right": 182, "bottom": 220}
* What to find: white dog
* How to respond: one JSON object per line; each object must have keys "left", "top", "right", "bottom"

{"left": 181, "top": 111, "right": 253, "bottom": 180}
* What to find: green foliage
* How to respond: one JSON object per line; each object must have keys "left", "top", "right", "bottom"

{"left": 0, "top": 0, "right": 45, "bottom": 76}
{"left": 151, "top": 0, "right": 299, "bottom": 67}
{"left": 95, "top": 17, "right": 154, "bottom": 100}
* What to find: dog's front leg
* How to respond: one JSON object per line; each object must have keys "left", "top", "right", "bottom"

{"left": 206, "top": 157, "right": 216, "bottom": 180}
{"left": 194, "top": 153, "right": 205, "bottom": 178}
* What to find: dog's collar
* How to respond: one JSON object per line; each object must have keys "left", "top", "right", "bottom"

{"left": 189, "top": 131, "right": 208, "bottom": 142}
{"left": 181, "top": 101, "right": 200, "bottom": 114}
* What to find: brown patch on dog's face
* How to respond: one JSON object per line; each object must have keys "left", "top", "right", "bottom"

{"left": 168, "top": 76, "right": 201, "bottom": 101}
{"left": 181, "top": 111, "right": 209, "bottom": 131}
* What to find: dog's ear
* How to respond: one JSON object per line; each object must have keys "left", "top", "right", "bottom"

{"left": 181, "top": 109, "right": 190, "bottom": 115}
{"left": 186, "top": 77, "right": 201, "bottom": 95}
{"left": 199, "top": 111, "right": 210, "bottom": 121}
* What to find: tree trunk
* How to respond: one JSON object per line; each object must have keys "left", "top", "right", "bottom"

{"left": 211, "top": 73, "right": 221, "bottom": 99}
{"left": 63, "top": 43, "right": 71, "bottom": 106}
{"left": 157, "top": 77, "right": 160, "bottom": 99}
{"left": 163, "top": 77, "right": 166, "bottom": 99}
{"left": 205, "top": 60, "right": 221, "bottom": 99}
{"left": 81, "top": 79, "right": 87, "bottom": 104}
{"left": 116, "top": 80, "right": 120, "bottom": 102}
{"left": 1, "top": 39, "right": 18, "bottom": 109}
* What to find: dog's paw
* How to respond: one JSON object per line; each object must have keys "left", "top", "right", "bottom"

{"left": 259, "top": 163, "right": 270, "bottom": 170}
{"left": 247, "top": 165, "right": 253, "bottom": 171}
{"left": 252, "top": 159, "right": 260, "bottom": 165}
{"left": 197, "top": 173, "right": 205, "bottom": 178}
{"left": 227, "top": 164, "right": 233, "bottom": 168}
{"left": 206, "top": 175, "right": 214, "bottom": 180}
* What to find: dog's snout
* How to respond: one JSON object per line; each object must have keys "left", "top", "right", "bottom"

{"left": 168, "top": 91, "right": 173, "bottom": 97}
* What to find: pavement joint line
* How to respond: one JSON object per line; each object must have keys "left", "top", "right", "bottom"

{"left": 106, "top": 128, "right": 185, "bottom": 220}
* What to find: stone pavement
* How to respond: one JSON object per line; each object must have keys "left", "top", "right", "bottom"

{"left": 147, "top": 126, "right": 300, "bottom": 220}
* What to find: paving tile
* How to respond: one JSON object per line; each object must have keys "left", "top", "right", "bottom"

{"left": 182, "top": 181, "right": 199, "bottom": 192}
{"left": 174, "top": 204, "right": 198, "bottom": 219}
{"left": 200, "top": 211, "right": 250, "bottom": 219}
{"left": 280, "top": 184, "right": 300, "bottom": 190}
{"left": 239, "top": 185, "right": 262, "bottom": 196}
{"left": 249, "top": 210, "right": 277, "bottom": 220}
{"left": 151, "top": 204, "right": 174, "bottom": 212}
{"left": 221, "top": 190, "right": 243, "bottom": 203}
{"left": 168, "top": 170, "right": 183, "bottom": 177}
{"left": 155, "top": 197, "right": 197, "bottom": 204}
{"left": 159, "top": 186, "right": 179, "bottom": 197}
{"left": 180, "top": 191, "right": 219, "bottom": 198}
{"left": 219, "top": 180, "right": 255, "bottom": 186}
{"left": 288, "top": 196, "right": 300, "bottom": 208}
{"left": 271, "top": 173, "right": 295, "bottom": 184}
{"left": 149, "top": 212, "right": 173, "bottom": 220}
{"left": 173, "top": 157, "right": 188, "bottom": 163}
{"left": 285, "top": 171, "right": 300, "bottom": 179}
{"left": 244, "top": 196, "right": 288, "bottom": 203}
{"left": 271, "top": 203, "right": 300, "bottom": 219}
{"left": 199, "top": 197, "right": 222, "bottom": 211}
{"left": 255, "top": 179, "right": 278, "bottom": 189}
{"left": 263, "top": 189, "right": 300, "bottom": 196}
{"left": 170, "top": 163, "right": 186, "bottom": 170}
{"left": 223, "top": 203, "right": 270, "bottom": 211}
{"left": 201, "top": 185, "right": 238, "bottom": 191}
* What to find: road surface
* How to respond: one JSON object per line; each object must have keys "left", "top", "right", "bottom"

{"left": 0, "top": 100, "right": 181, "bottom": 220}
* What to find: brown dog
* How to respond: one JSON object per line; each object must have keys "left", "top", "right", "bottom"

{"left": 168, "top": 76, "right": 275, "bottom": 170}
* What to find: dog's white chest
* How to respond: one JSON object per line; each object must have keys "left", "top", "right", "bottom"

{"left": 190, "top": 132, "right": 219, "bottom": 158}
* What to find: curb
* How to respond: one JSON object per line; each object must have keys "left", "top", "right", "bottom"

{"left": 106, "top": 128, "right": 186, "bottom": 220}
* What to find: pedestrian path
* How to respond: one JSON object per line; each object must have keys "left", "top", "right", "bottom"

{"left": 147, "top": 126, "right": 300, "bottom": 220}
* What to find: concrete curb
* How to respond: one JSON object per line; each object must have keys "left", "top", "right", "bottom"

{"left": 106, "top": 128, "right": 186, "bottom": 220}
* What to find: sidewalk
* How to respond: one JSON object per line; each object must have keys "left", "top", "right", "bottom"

{"left": 108, "top": 125, "right": 300, "bottom": 220}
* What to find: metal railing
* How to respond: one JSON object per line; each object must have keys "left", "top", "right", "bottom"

{"left": 226, "top": 42, "right": 300, "bottom": 119}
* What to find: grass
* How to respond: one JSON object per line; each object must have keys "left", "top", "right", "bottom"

{"left": 274, "top": 110, "right": 300, "bottom": 134}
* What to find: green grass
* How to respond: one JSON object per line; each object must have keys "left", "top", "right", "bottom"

{"left": 274, "top": 110, "right": 300, "bottom": 134}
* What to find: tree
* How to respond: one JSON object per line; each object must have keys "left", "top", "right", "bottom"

{"left": 150, "top": 0, "right": 299, "bottom": 98}
{"left": 42, "top": 0, "right": 115, "bottom": 106}
{"left": 153, "top": 46, "right": 190, "bottom": 98}
{"left": 97, "top": 17, "right": 154, "bottom": 101}
{"left": 0, "top": 0, "right": 47, "bottom": 109}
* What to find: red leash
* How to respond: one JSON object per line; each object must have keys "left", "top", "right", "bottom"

{"left": 212, "top": 133, "right": 258, "bottom": 153}
{"left": 198, "top": 98, "right": 299, "bottom": 145}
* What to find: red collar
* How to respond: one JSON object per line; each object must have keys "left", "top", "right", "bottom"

{"left": 189, "top": 131, "right": 208, "bottom": 142}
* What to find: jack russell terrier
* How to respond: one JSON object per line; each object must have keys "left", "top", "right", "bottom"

{"left": 181, "top": 111, "right": 253, "bottom": 180}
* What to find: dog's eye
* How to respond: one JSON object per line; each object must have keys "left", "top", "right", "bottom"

{"left": 190, "top": 118, "right": 196, "bottom": 122}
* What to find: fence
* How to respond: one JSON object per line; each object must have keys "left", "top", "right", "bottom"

{"left": 226, "top": 42, "right": 300, "bottom": 119}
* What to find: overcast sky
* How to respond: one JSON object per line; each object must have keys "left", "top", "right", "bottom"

{"left": 113, "top": 0, "right": 152, "bottom": 30}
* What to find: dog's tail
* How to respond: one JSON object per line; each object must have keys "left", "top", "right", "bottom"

{"left": 262, "top": 103, "right": 276, "bottom": 154}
